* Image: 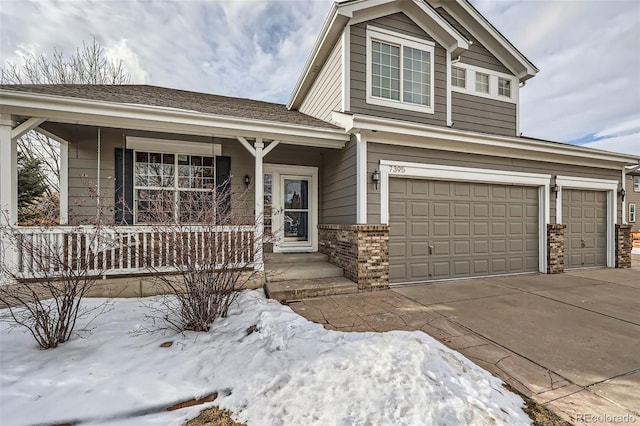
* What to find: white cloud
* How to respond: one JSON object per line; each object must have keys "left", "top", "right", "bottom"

{"left": 105, "top": 39, "right": 150, "bottom": 84}
{"left": 594, "top": 117, "right": 640, "bottom": 139}
{"left": 1, "top": 0, "right": 638, "bottom": 154}
{"left": 581, "top": 132, "right": 640, "bottom": 156}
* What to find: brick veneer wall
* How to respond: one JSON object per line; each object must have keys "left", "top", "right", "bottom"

{"left": 318, "top": 224, "right": 389, "bottom": 291}
{"left": 547, "top": 224, "right": 566, "bottom": 274}
{"left": 615, "top": 224, "right": 632, "bottom": 268}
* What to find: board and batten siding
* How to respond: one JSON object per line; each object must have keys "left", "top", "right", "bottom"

{"left": 366, "top": 142, "right": 623, "bottom": 225}
{"left": 451, "top": 91, "right": 517, "bottom": 136}
{"left": 435, "top": 7, "right": 511, "bottom": 74}
{"left": 299, "top": 39, "right": 343, "bottom": 122}
{"left": 350, "top": 12, "right": 447, "bottom": 126}
{"left": 320, "top": 136, "right": 357, "bottom": 224}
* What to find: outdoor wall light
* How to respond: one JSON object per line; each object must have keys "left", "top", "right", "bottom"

{"left": 372, "top": 170, "right": 380, "bottom": 190}
{"left": 244, "top": 174, "right": 251, "bottom": 189}
{"left": 619, "top": 188, "right": 626, "bottom": 201}
{"left": 551, "top": 183, "right": 560, "bottom": 198}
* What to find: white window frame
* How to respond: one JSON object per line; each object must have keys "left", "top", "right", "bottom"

{"left": 451, "top": 66, "right": 466, "bottom": 89}
{"left": 475, "top": 72, "right": 490, "bottom": 93}
{"left": 133, "top": 150, "right": 217, "bottom": 225}
{"left": 451, "top": 63, "right": 518, "bottom": 104}
{"left": 366, "top": 25, "right": 435, "bottom": 114}
{"left": 630, "top": 203, "right": 637, "bottom": 223}
{"left": 498, "top": 77, "right": 511, "bottom": 98}
{"left": 634, "top": 175, "right": 640, "bottom": 192}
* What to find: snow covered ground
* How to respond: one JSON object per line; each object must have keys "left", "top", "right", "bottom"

{"left": 632, "top": 247, "right": 640, "bottom": 254}
{"left": 0, "top": 290, "right": 530, "bottom": 426}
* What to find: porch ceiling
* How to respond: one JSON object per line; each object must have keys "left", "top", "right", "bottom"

{"left": 0, "top": 86, "right": 350, "bottom": 149}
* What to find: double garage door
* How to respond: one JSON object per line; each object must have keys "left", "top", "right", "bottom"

{"left": 389, "top": 178, "right": 540, "bottom": 284}
{"left": 389, "top": 179, "right": 609, "bottom": 284}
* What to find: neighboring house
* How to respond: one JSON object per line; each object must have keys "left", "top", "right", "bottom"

{"left": 1, "top": 0, "right": 638, "bottom": 289}
{"left": 626, "top": 168, "right": 640, "bottom": 232}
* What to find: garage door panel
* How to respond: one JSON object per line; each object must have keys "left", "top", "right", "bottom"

{"left": 389, "top": 241, "right": 406, "bottom": 257}
{"left": 562, "top": 189, "right": 607, "bottom": 269}
{"left": 389, "top": 178, "right": 539, "bottom": 283}
{"left": 389, "top": 221, "right": 406, "bottom": 237}
{"left": 389, "top": 201, "right": 406, "bottom": 216}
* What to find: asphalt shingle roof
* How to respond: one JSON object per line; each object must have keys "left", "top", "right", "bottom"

{"left": 0, "top": 84, "right": 339, "bottom": 130}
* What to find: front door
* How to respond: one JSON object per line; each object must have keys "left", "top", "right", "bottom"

{"left": 264, "top": 165, "right": 318, "bottom": 252}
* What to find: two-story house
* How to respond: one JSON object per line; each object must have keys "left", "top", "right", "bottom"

{"left": 1, "top": 0, "right": 638, "bottom": 291}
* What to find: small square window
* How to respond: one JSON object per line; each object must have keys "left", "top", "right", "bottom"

{"left": 629, "top": 203, "right": 636, "bottom": 222}
{"left": 451, "top": 67, "right": 466, "bottom": 88}
{"left": 498, "top": 77, "right": 511, "bottom": 97}
{"left": 476, "top": 73, "right": 489, "bottom": 93}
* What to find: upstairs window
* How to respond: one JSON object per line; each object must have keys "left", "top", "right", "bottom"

{"left": 498, "top": 77, "right": 512, "bottom": 97}
{"left": 634, "top": 176, "right": 640, "bottom": 192}
{"left": 367, "top": 26, "right": 435, "bottom": 114}
{"left": 451, "top": 67, "right": 466, "bottom": 88}
{"left": 475, "top": 73, "right": 490, "bottom": 93}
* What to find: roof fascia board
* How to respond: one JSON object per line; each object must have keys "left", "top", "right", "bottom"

{"left": 0, "top": 90, "right": 349, "bottom": 148}
{"left": 347, "top": 114, "right": 638, "bottom": 166}
{"left": 287, "top": 4, "right": 348, "bottom": 109}
{"left": 348, "top": 1, "right": 469, "bottom": 55}
{"left": 439, "top": 0, "right": 538, "bottom": 81}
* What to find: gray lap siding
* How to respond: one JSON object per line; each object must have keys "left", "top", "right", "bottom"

{"left": 366, "top": 142, "right": 623, "bottom": 225}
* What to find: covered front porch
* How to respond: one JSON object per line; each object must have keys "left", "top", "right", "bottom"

{"left": 0, "top": 86, "right": 351, "bottom": 282}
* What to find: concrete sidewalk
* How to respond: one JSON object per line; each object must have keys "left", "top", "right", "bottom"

{"left": 290, "top": 269, "right": 639, "bottom": 426}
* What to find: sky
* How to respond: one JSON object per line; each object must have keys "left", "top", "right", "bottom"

{"left": 1, "top": 0, "right": 639, "bottom": 156}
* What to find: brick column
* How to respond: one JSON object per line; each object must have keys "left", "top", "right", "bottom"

{"left": 547, "top": 224, "right": 566, "bottom": 274}
{"left": 615, "top": 224, "right": 632, "bottom": 268}
{"left": 318, "top": 224, "right": 389, "bottom": 291}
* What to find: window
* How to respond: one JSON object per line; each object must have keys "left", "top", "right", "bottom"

{"left": 367, "top": 26, "right": 435, "bottom": 113}
{"left": 634, "top": 176, "right": 640, "bottom": 192}
{"left": 451, "top": 67, "right": 466, "bottom": 88}
{"left": 134, "top": 151, "right": 215, "bottom": 223}
{"left": 475, "top": 72, "right": 490, "bottom": 93}
{"left": 630, "top": 204, "right": 637, "bottom": 223}
{"left": 498, "top": 77, "right": 511, "bottom": 97}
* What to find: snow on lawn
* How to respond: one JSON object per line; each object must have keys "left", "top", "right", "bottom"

{"left": 1, "top": 290, "right": 530, "bottom": 426}
{"left": 632, "top": 247, "right": 640, "bottom": 254}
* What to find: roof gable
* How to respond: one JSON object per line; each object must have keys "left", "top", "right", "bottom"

{"left": 288, "top": 0, "right": 538, "bottom": 109}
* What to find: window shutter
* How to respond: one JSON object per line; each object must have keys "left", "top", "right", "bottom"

{"left": 114, "top": 148, "right": 134, "bottom": 225}
{"left": 216, "top": 156, "right": 232, "bottom": 222}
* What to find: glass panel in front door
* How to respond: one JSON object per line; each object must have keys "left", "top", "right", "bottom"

{"left": 283, "top": 178, "right": 309, "bottom": 242}
{"left": 263, "top": 173, "right": 273, "bottom": 241}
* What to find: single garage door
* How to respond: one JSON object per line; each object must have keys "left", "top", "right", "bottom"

{"left": 562, "top": 189, "right": 607, "bottom": 268}
{"left": 389, "top": 178, "right": 539, "bottom": 284}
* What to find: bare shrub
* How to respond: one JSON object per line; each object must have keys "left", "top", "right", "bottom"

{"left": 139, "top": 181, "right": 259, "bottom": 332}
{"left": 0, "top": 185, "right": 116, "bottom": 349}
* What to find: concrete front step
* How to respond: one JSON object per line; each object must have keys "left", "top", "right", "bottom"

{"left": 265, "top": 261, "right": 343, "bottom": 282}
{"left": 265, "top": 252, "right": 329, "bottom": 264}
{"left": 265, "top": 277, "right": 358, "bottom": 302}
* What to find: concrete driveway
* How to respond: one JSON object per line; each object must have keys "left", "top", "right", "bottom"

{"left": 394, "top": 269, "right": 639, "bottom": 424}
{"left": 290, "top": 267, "right": 639, "bottom": 425}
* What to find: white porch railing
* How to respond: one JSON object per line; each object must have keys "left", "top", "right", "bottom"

{"left": 12, "top": 225, "right": 256, "bottom": 279}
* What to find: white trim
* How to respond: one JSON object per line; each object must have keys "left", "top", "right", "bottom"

{"left": 264, "top": 164, "right": 319, "bottom": 253}
{"left": 344, "top": 114, "right": 638, "bottom": 167}
{"left": 555, "top": 175, "right": 618, "bottom": 268}
{"left": 59, "top": 140, "right": 69, "bottom": 225}
{"left": 1, "top": 90, "right": 350, "bottom": 148}
{"left": 11, "top": 117, "right": 46, "bottom": 140}
{"left": 356, "top": 133, "right": 368, "bottom": 224}
{"left": 126, "top": 136, "right": 221, "bottom": 156}
{"left": 621, "top": 167, "right": 626, "bottom": 223}
{"left": 366, "top": 25, "right": 435, "bottom": 114}
{"left": 262, "top": 140, "right": 281, "bottom": 157}
{"left": 446, "top": 53, "right": 453, "bottom": 127}
{"left": 341, "top": 26, "right": 351, "bottom": 112}
{"left": 254, "top": 140, "right": 265, "bottom": 271}
{"left": 379, "top": 159, "right": 550, "bottom": 273}
{"left": 450, "top": 62, "right": 519, "bottom": 104}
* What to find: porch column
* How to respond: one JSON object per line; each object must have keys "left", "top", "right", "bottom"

{"left": 356, "top": 132, "right": 368, "bottom": 224}
{"left": 59, "top": 141, "right": 69, "bottom": 224}
{"left": 254, "top": 139, "right": 265, "bottom": 272}
{"left": 0, "top": 114, "right": 18, "bottom": 278}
